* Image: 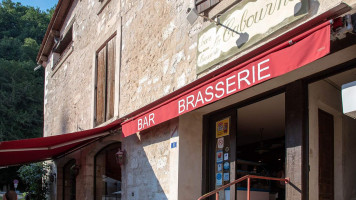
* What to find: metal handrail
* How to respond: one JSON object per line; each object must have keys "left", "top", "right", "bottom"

{"left": 197, "top": 175, "right": 290, "bottom": 200}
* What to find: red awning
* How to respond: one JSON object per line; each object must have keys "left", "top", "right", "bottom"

{"left": 0, "top": 120, "right": 120, "bottom": 167}
{"left": 122, "top": 21, "right": 332, "bottom": 137}
{"left": 0, "top": 21, "right": 332, "bottom": 166}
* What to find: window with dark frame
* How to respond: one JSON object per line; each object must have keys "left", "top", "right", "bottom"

{"left": 95, "top": 35, "right": 116, "bottom": 126}
{"left": 195, "top": 0, "right": 221, "bottom": 13}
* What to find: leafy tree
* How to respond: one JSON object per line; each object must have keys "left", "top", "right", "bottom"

{"left": 0, "top": 58, "right": 44, "bottom": 141}
{"left": 0, "top": 1, "right": 54, "bottom": 192}
{"left": 17, "top": 162, "right": 50, "bottom": 199}
{"left": 0, "top": 0, "right": 54, "bottom": 141}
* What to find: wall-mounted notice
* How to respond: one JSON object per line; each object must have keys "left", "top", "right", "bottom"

{"left": 216, "top": 118, "right": 230, "bottom": 138}
{"left": 216, "top": 150, "right": 223, "bottom": 163}
{"left": 224, "top": 173, "right": 230, "bottom": 181}
{"left": 217, "top": 163, "right": 222, "bottom": 172}
{"left": 217, "top": 137, "right": 224, "bottom": 149}
{"left": 216, "top": 173, "right": 223, "bottom": 185}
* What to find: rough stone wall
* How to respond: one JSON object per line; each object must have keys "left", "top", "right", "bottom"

{"left": 40, "top": 0, "right": 352, "bottom": 199}
{"left": 43, "top": 0, "right": 121, "bottom": 136}
{"left": 43, "top": 0, "right": 345, "bottom": 135}
{"left": 119, "top": 0, "right": 201, "bottom": 116}
{"left": 52, "top": 133, "right": 122, "bottom": 200}
{"left": 118, "top": 0, "right": 346, "bottom": 117}
{"left": 121, "top": 118, "right": 178, "bottom": 200}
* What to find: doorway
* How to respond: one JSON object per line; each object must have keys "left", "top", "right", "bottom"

{"left": 94, "top": 142, "right": 122, "bottom": 200}
{"left": 308, "top": 66, "right": 356, "bottom": 200}
{"left": 63, "top": 159, "right": 77, "bottom": 200}
{"left": 236, "top": 94, "right": 285, "bottom": 200}
{"left": 318, "top": 109, "right": 334, "bottom": 200}
{"left": 206, "top": 93, "right": 286, "bottom": 200}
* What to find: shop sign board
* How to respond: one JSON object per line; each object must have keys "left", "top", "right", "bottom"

{"left": 122, "top": 24, "right": 330, "bottom": 137}
{"left": 196, "top": 0, "right": 309, "bottom": 74}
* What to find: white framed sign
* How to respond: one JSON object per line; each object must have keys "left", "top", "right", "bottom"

{"left": 197, "top": 0, "right": 309, "bottom": 74}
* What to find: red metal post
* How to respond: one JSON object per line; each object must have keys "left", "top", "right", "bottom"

{"left": 247, "top": 177, "right": 251, "bottom": 200}
{"left": 216, "top": 191, "right": 219, "bottom": 200}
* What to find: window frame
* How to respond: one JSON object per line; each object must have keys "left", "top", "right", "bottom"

{"left": 51, "top": 17, "right": 75, "bottom": 70}
{"left": 195, "top": 0, "right": 221, "bottom": 13}
{"left": 94, "top": 34, "right": 117, "bottom": 126}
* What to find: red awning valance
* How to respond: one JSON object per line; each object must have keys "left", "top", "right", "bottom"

{"left": 0, "top": 120, "right": 120, "bottom": 167}
{"left": 122, "top": 21, "right": 331, "bottom": 137}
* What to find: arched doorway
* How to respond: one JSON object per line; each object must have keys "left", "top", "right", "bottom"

{"left": 63, "top": 159, "right": 77, "bottom": 200}
{"left": 94, "top": 142, "right": 122, "bottom": 200}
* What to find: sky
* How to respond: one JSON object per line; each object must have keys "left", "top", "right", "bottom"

{"left": 14, "top": 0, "right": 58, "bottom": 11}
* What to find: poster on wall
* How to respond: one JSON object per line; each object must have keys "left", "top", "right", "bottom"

{"left": 224, "top": 173, "right": 230, "bottom": 181}
{"left": 217, "top": 137, "right": 224, "bottom": 149}
{"left": 224, "top": 162, "right": 230, "bottom": 170}
{"left": 224, "top": 153, "right": 228, "bottom": 160}
{"left": 216, "top": 173, "right": 223, "bottom": 186}
{"left": 216, "top": 118, "right": 230, "bottom": 138}
{"left": 216, "top": 150, "right": 223, "bottom": 163}
{"left": 217, "top": 163, "right": 222, "bottom": 172}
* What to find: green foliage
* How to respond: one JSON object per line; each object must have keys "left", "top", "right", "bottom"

{"left": 0, "top": 58, "right": 44, "bottom": 141}
{"left": 0, "top": 0, "right": 53, "bottom": 141}
{"left": 21, "top": 38, "right": 40, "bottom": 61}
{"left": 17, "top": 162, "right": 50, "bottom": 199}
{"left": 0, "top": 0, "right": 51, "bottom": 45}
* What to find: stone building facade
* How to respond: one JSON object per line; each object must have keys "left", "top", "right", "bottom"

{"left": 33, "top": 0, "right": 356, "bottom": 199}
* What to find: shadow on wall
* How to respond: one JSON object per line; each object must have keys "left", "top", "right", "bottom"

{"left": 122, "top": 119, "right": 178, "bottom": 200}
{"left": 60, "top": 107, "right": 69, "bottom": 135}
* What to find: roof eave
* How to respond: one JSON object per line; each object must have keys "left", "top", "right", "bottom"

{"left": 36, "top": 0, "right": 73, "bottom": 65}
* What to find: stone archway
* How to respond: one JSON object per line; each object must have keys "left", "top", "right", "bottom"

{"left": 80, "top": 133, "right": 122, "bottom": 199}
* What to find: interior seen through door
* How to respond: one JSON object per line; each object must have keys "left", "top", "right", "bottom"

{"left": 236, "top": 94, "right": 285, "bottom": 200}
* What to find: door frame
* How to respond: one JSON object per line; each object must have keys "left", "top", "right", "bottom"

{"left": 202, "top": 87, "right": 285, "bottom": 199}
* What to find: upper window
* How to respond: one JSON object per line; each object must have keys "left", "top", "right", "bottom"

{"left": 95, "top": 35, "right": 116, "bottom": 126}
{"left": 53, "top": 26, "right": 73, "bottom": 55}
{"left": 51, "top": 23, "right": 74, "bottom": 70}
{"left": 195, "top": 0, "right": 221, "bottom": 13}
